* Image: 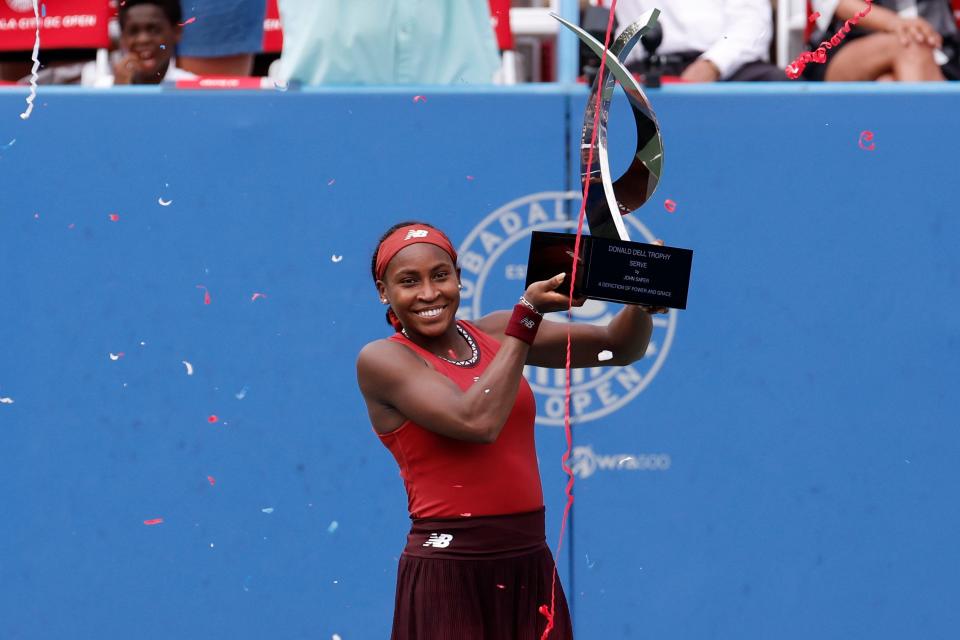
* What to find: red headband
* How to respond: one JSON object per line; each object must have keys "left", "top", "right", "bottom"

{"left": 374, "top": 225, "right": 458, "bottom": 281}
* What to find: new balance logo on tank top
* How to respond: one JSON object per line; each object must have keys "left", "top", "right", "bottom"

{"left": 377, "top": 320, "right": 544, "bottom": 519}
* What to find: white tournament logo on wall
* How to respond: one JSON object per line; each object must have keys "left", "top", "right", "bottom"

{"left": 457, "top": 191, "right": 677, "bottom": 426}
{"left": 6, "top": 0, "right": 35, "bottom": 12}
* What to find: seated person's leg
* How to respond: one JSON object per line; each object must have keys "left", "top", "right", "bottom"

{"left": 825, "top": 32, "right": 942, "bottom": 81}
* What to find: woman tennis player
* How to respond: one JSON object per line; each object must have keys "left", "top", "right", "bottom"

{"left": 357, "top": 221, "right": 664, "bottom": 639}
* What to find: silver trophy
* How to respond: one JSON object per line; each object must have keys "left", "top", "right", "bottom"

{"left": 525, "top": 9, "right": 693, "bottom": 309}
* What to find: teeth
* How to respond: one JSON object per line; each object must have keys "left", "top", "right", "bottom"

{"left": 417, "top": 308, "right": 442, "bottom": 318}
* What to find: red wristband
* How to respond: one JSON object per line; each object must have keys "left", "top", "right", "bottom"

{"left": 504, "top": 303, "right": 542, "bottom": 345}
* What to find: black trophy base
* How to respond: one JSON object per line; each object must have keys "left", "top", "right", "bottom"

{"left": 525, "top": 231, "right": 692, "bottom": 309}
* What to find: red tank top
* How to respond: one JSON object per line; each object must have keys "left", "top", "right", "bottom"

{"left": 377, "top": 320, "right": 544, "bottom": 519}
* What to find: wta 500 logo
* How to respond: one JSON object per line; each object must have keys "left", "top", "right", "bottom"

{"left": 457, "top": 191, "right": 677, "bottom": 426}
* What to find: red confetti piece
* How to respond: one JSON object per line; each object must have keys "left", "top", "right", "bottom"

{"left": 412, "top": 95, "right": 427, "bottom": 103}
{"left": 786, "top": 0, "right": 873, "bottom": 79}
{"left": 496, "top": 584, "right": 506, "bottom": 590}
{"left": 664, "top": 199, "right": 677, "bottom": 213}
{"left": 208, "top": 415, "right": 218, "bottom": 423}
{"left": 207, "top": 475, "right": 216, "bottom": 486}
{"left": 858, "top": 130, "right": 876, "bottom": 151}
{"left": 466, "top": 175, "right": 475, "bottom": 181}
{"left": 108, "top": 213, "right": 120, "bottom": 221}
{"left": 178, "top": 17, "right": 196, "bottom": 26}
{"left": 809, "top": 11, "right": 821, "bottom": 23}
{"left": 143, "top": 518, "right": 163, "bottom": 526}
{"left": 250, "top": 292, "right": 267, "bottom": 302}
{"left": 196, "top": 284, "right": 211, "bottom": 305}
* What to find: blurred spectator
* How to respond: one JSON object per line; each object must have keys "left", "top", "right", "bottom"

{"left": 807, "top": 0, "right": 958, "bottom": 81}
{"left": 23, "top": 0, "right": 196, "bottom": 86}
{"left": 612, "top": 0, "right": 783, "bottom": 81}
{"left": 276, "top": 0, "right": 501, "bottom": 84}
{"left": 177, "top": 0, "right": 266, "bottom": 76}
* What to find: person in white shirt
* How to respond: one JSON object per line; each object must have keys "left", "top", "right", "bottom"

{"left": 21, "top": 0, "right": 196, "bottom": 87}
{"left": 613, "top": 0, "right": 783, "bottom": 81}
{"left": 83, "top": 0, "right": 197, "bottom": 87}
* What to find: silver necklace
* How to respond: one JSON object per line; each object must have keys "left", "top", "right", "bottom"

{"left": 402, "top": 323, "right": 479, "bottom": 366}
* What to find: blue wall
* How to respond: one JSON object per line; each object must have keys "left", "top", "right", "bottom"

{"left": 0, "top": 84, "right": 958, "bottom": 640}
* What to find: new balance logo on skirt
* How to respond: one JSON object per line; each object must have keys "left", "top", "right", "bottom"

{"left": 423, "top": 533, "right": 454, "bottom": 548}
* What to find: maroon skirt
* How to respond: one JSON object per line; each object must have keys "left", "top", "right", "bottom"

{"left": 391, "top": 508, "right": 572, "bottom": 640}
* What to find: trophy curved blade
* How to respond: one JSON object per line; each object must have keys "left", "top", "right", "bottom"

{"left": 553, "top": 10, "right": 664, "bottom": 241}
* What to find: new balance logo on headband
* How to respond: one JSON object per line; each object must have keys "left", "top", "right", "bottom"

{"left": 404, "top": 229, "right": 430, "bottom": 241}
{"left": 423, "top": 533, "right": 453, "bottom": 548}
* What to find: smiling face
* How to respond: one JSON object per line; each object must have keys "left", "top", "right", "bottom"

{"left": 377, "top": 244, "right": 460, "bottom": 337}
{"left": 119, "top": 5, "right": 180, "bottom": 82}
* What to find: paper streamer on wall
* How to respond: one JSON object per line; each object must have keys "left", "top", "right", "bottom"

{"left": 540, "top": 1, "right": 620, "bottom": 637}
{"left": 19, "top": 0, "right": 40, "bottom": 120}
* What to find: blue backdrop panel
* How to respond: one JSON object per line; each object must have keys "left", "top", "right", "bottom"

{"left": 568, "top": 84, "right": 960, "bottom": 639}
{"left": 1, "top": 84, "right": 959, "bottom": 640}
{"left": 0, "top": 86, "right": 570, "bottom": 640}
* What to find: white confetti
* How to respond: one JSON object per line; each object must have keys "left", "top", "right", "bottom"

{"left": 1, "top": 139, "right": 15, "bottom": 151}
{"left": 331, "top": 254, "right": 343, "bottom": 263}
{"left": 332, "top": 635, "right": 342, "bottom": 640}
{"left": 617, "top": 456, "right": 633, "bottom": 466}
{"left": 327, "top": 520, "right": 339, "bottom": 534}
{"left": 158, "top": 197, "right": 173, "bottom": 206}
{"left": 0, "top": 397, "right": 14, "bottom": 405}
{"left": 261, "top": 507, "right": 274, "bottom": 514}
{"left": 182, "top": 360, "right": 194, "bottom": 376}
{"left": 109, "top": 352, "right": 124, "bottom": 361}
{"left": 19, "top": 0, "right": 40, "bottom": 120}
{"left": 235, "top": 385, "right": 249, "bottom": 400}
{"left": 597, "top": 350, "right": 613, "bottom": 362}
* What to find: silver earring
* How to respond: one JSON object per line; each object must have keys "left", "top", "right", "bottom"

{"left": 458, "top": 284, "right": 462, "bottom": 289}
{"left": 381, "top": 299, "right": 388, "bottom": 304}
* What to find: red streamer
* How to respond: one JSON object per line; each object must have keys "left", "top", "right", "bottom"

{"left": 207, "top": 414, "right": 218, "bottom": 423}
{"left": 196, "top": 284, "right": 211, "bottom": 305}
{"left": 178, "top": 17, "right": 196, "bottom": 26}
{"left": 143, "top": 518, "right": 163, "bottom": 526}
{"left": 664, "top": 199, "right": 677, "bottom": 213}
{"left": 858, "top": 130, "right": 876, "bottom": 150}
{"left": 785, "top": 0, "right": 873, "bottom": 79}
{"left": 539, "top": 2, "right": 619, "bottom": 638}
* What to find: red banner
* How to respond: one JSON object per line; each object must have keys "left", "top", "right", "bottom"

{"left": 0, "top": 0, "right": 110, "bottom": 51}
{"left": 261, "top": 0, "right": 282, "bottom": 53}
{"left": 488, "top": 0, "right": 513, "bottom": 51}
{"left": 175, "top": 76, "right": 275, "bottom": 90}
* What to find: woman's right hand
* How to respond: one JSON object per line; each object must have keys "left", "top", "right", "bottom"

{"left": 889, "top": 17, "right": 941, "bottom": 49}
{"left": 523, "top": 272, "right": 585, "bottom": 314}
